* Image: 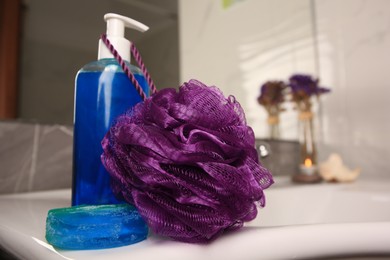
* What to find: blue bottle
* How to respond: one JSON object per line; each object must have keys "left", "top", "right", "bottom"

{"left": 72, "top": 13, "right": 149, "bottom": 206}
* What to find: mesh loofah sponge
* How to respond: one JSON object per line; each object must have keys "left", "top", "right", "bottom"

{"left": 101, "top": 79, "right": 273, "bottom": 243}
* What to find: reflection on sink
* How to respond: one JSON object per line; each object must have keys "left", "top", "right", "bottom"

{"left": 0, "top": 177, "right": 389, "bottom": 259}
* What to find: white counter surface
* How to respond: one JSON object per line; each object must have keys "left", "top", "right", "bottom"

{"left": 1, "top": 177, "right": 390, "bottom": 259}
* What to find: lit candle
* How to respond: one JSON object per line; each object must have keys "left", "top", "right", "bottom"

{"left": 300, "top": 158, "right": 317, "bottom": 175}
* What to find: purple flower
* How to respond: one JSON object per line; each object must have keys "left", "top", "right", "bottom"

{"left": 289, "top": 74, "right": 330, "bottom": 100}
{"left": 257, "top": 80, "right": 287, "bottom": 108}
{"left": 101, "top": 79, "right": 273, "bottom": 243}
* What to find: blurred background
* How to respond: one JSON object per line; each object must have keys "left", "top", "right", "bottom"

{"left": 0, "top": 0, "right": 389, "bottom": 193}
{"left": 1, "top": 0, "right": 179, "bottom": 124}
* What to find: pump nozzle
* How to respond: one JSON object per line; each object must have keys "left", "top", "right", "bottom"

{"left": 98, "top": 13, "right": 149, "bottom": 62}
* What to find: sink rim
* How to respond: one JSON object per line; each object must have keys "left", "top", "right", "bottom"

{"left": 0, "top": 177, "right": 389, "bottom": 259}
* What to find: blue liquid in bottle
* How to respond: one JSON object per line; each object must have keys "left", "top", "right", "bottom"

{"left": 72, "top": 58, "right": 148, "bottom": 206}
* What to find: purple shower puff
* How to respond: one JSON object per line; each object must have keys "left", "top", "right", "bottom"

{"left": 101, "top": 79, "right": 274, "bottom": 243}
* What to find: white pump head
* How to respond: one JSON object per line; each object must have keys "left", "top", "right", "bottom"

{"left": 98, "top": 13, "right": 149, "bottom": 62}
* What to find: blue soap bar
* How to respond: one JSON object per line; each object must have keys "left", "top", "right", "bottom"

{"left": 46, "top": 204, "right": 148, "bottom": 250}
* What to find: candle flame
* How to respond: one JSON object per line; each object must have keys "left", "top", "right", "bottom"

{"left": 304, "top": 158, "right": 312, "bottom": 167}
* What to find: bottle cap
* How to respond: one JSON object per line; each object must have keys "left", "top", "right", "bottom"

{"left": 98, "top": 13, "right": 149, "bottom": 62}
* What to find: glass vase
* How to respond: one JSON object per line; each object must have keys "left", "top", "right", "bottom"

{"left": 298, "top": 110, "right": 317, "bottom": 166}
{"left": 267, "top": 113, "right": 280, "bottom": 140}
{"left": 292, "top": 108, "right": 322, "bottom": 183}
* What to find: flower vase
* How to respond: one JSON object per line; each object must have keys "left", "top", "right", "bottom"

{"left": 267, "top": 112, "right": 280, "bottom": 140}
{"left": 292, "top": 108, "right": 322, "bottom": 183}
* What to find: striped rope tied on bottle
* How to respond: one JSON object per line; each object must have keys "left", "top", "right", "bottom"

{"left": 131, "top": 43, "right": 157, "bottom": 94}
{"left": 101, "top": 34, "right": 155, "bottom": 101}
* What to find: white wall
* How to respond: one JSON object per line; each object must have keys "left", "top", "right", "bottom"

{"left": 315, "top": 0, "right": 390, "bottom": 178}
{"left": 179, "top": 0, "right": 317, "bottom": 140}
{"left": 179, "top": 0, "right": 390, "bottom": 177}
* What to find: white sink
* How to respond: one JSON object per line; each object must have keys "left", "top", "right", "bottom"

{"left": 1, "top": 177, "right": 389, "bottom": 259}
{"left": 255, "top": 177, "right": 390, "bottom": 226}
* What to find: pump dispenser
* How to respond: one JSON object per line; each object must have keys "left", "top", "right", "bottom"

{"left": 98, "top": 13, "right": 148, "bottom": 62}
{"left": 72, "top": 13, "right": 149, "bottom": 206}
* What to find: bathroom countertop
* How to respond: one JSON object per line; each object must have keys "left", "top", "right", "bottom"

{"left": 1, "top": 177, "right": 390, "bottom": 259}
